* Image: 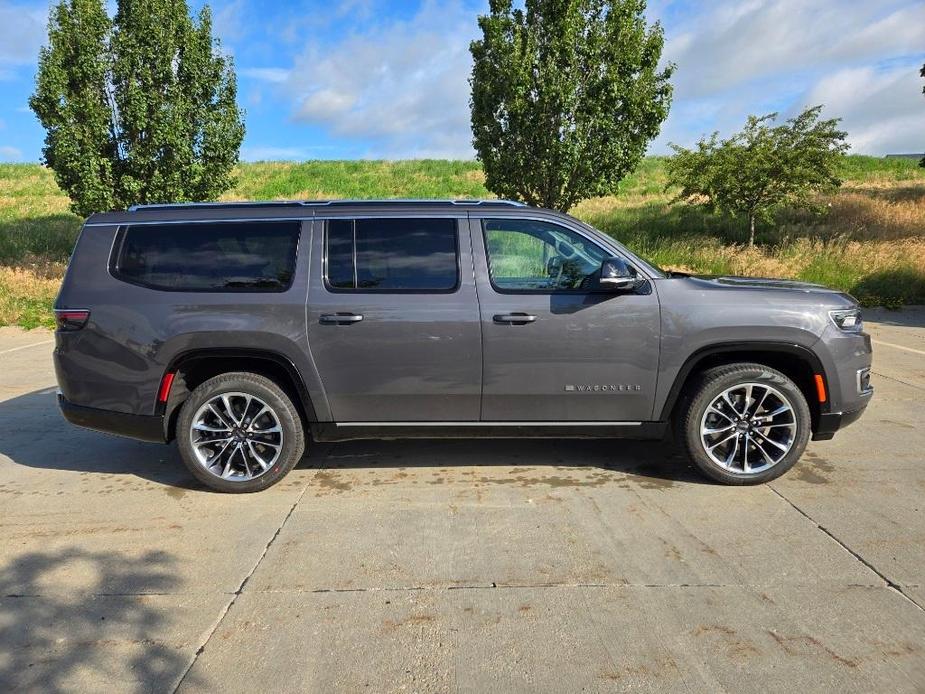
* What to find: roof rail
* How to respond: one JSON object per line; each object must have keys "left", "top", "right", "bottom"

{"left": 127, "top": 200, "right": 305, "bottom": 212}
{"left": 127, "top": 198, "right": 528, "bottom": 212}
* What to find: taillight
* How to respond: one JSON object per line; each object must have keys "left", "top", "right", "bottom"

{"left": 54, "top": 309, "right": 90, "bottom": 332}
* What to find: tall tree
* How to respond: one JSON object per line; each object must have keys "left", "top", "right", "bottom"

{"left": 920, "top": 62, "right": 924, "bottom": 168}
{"left": 470, "top": 0, "right": 673, "bottom": 212}
{"left": 30, "top": 0, "right": 244, "bottom": 216}
{"left": 666, "top": 106, "right": 849, "bottom": 247}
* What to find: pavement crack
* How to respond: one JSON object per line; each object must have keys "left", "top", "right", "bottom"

{"left": 768, "top": 485, "right": 925, "bottom": 614}
{"left": 171, "top": 484, "right": 308, "bottom": 692}
{"left": 236, "top": 581, "right": 886, "bottom": 595}
{"left": 871, "top": 369, "right": 925, "bottom": 393}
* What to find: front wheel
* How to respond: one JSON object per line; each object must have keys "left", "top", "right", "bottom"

{"left": 681, "top": 363, "right": 811, "bottom": 485}
{"left": 177, "top": 372, "right": 305, "bottom": 493}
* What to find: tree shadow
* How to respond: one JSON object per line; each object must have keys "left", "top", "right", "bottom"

{"left": 861, "top": 304, "right": 925, "bottom": 328}
{"left": 0, "top": 548, "right": 203, "bottom": 691}
{"left": 851, "top": 268, "right": 925, "bottom": 309}
{"left": 582, "top": 199, "right": 749, "bottom": 247}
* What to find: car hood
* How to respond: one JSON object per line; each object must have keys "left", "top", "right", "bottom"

{"left": 669, "top": 274, "right": 857, "bottom": 304}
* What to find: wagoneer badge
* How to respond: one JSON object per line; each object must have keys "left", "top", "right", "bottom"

{"left": 565, "top": 384, "right": 642, "bottom": 392}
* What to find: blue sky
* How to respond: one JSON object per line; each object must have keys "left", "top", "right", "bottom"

{"left": 0, "top": 0, "right": 923, "bottom": 162}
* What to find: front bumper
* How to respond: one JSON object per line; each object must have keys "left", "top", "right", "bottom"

{"left": 812, "top": 404, "right": 869, "bottom": 441}
{"left": 58, "top": 394, "right": 166, "bottom": 443}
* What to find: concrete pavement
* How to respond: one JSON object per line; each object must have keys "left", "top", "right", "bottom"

{"left": 0, "top": 313, "right": 923, "bottom": 692}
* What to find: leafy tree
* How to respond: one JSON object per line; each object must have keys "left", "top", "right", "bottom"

{"left": 665, "top": 106, "right": 849, "bottom": 247}
{"left": 30, "top": 0, "right": 244, "bottom": 216}
{"left": 920, "top": 62, "right": 924, "bottom": 168}
{"left": 470, "top": 0, "right": 673, "bottom": 212}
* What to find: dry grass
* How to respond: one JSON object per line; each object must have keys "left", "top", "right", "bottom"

{"left": 0, "top": 264, "right": 65, "bottom": 329}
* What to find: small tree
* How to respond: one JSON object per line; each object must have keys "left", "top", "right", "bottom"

{"left": 470, "top": 0, "right": 673, "bottom": 212}
{"left": 30, "top": 0, "right": 244, "bottom": 216}
{"left": 666, "top": 106, "right": 849, "bottom": 246}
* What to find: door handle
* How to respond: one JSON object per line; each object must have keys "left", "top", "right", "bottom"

{"left": 320, "top": 313, "right": 364, "bottom": 325}
{"left": 493, "top": 313, "right": 537, "bottom": 324}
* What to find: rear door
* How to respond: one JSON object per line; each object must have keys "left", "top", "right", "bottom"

{"left": 471, "top": 216, "right": 660, "bottom": 422}
{"left": 306, "top": 215, "right": 482, "bottom": 422}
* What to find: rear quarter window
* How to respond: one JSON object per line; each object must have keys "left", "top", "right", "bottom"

{"left": 112, "top": 221, "right": 301, "bottom": 292}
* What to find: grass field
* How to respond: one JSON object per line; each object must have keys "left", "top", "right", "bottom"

{"left": 1, "top": 156, "right": 923, "bottom": 328}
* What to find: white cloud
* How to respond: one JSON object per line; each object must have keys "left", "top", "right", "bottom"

{"left": 241, "top": 67, "right": 291, "bottom": 83}
{"left": 297, "top": 89, "right": 355, "bottom": 120}
{"left": 281, "top": 0, "right": 477, "bottom": 158}
{"left": 0, "top": 2, "right": 47, "bottom": 76}
{"left": 651, "top": 0, "right": 925, "bottom": 153}
{"left": 0, "top": 145, "right": 23, "bottom": 160}
{"left": 665, "top": 0, "right": 925, "bottom": 100}
{"left": 801, "top": 64, "right": 924, "bottom": 155}
{"left": 240, "top": 145, "right": 336, "bottom": 161}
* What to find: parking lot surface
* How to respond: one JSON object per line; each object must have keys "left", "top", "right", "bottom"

{"left": 1, "top": 309, "right": 924, "bottom": 692}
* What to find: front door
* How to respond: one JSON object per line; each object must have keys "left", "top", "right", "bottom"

{"left": 307, "top": 216, "right": 481, "bottom": 422}
{"left": 472, "top": 216, "right": 660, "bottom": 422}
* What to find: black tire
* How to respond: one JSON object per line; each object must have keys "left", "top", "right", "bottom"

{"left": 177, "top": 372, "right": 305, "bottom": 493}
{"left": 680, "top": 363, "right": 811, "bottom": 485}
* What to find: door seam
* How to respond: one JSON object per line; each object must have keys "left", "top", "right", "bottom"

{"left": 468, "top": 212, "right": 486, "bottom": 422}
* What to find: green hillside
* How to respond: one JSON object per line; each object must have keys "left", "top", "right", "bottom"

{"left": 1, "top": 155, "right": 923, "bottom": 328}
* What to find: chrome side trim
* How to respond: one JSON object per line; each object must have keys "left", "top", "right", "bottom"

{"left": 334, "top": 421, "right": 643, "bottom": 427}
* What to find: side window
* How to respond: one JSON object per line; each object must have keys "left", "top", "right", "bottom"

{"left": 113, "top": 221, "right": 300, "bottom": 292}
{"left": 483, "top": 219, "right": 608, "bottom": 292}
{"left": 324, "top": 218, "right": 459, "bottom": 292}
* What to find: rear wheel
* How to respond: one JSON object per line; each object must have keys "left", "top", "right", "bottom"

{"left": 681, "top": 363, "right": 811, "bottom": 485}
{"left": 177, "top": 372, "right": 305, "bottom": 493}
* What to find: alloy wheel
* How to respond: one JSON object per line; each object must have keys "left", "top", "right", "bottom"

{"left": 699, "top": 382, "right": 797, "bottom": 475}
{"left": 189, "top": 391, "right": 283, "bottom": 481}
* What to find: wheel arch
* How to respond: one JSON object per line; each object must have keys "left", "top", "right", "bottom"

{"left": 659, "top": 342, "right": 831, "bottom": 433}
{"left": 158, "top": 348, "right": 318, "bottom": 442}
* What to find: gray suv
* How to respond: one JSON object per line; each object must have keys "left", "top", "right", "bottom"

{"left": 53, "top": 200, "right": 873, "bottom": 492}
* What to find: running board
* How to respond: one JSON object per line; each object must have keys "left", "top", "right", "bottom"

{"left": 311, "top": 421, "right": 666, "bottom": 442}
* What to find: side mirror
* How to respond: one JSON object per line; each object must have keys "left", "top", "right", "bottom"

{"left": 599, "top": 257, "right": 638, "bottom": 291}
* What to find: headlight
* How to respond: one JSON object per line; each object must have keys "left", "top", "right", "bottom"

{"left": 829, "top": 308, "right": 862, "bottom": 332}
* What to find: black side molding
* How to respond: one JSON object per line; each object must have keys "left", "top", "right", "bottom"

{"left": 658, "top": 341, "right": 832, "bottom": 422}
{"left": 58, "top": 394, "right": 166, "bottom": 443}
{"left": 159, "top": 348, "right": 318, "bottom": 422}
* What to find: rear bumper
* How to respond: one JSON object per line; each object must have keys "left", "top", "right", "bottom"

{"left": 58, "top": 394, "right": 166, "bottom": 443}
{"left": 812, "top": 404, "right": 869, "bottom": 441}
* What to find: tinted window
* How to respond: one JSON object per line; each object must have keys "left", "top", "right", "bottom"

{"left": 325, "top": 218, "right": 458, "bottom": 292}
{"left": 115, "top": 221, "right": 300, "bottom": 292}
{"left": 483, "top": 219, "right": 607, "bottom": 292}
{"left": 326, "top": 220, "right": 355, "bottom": 289}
